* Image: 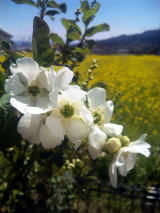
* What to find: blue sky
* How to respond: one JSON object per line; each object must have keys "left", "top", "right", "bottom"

{"left": 0, "top": 0, "right": 160, "bottom": 41}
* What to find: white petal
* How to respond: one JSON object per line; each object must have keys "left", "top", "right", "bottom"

{"left": 54, "top": 67, "right": 73, "bottom": 90}
{"left": 5, "top": 75, "right": 26, "bottom": 96}
{"left": 47, "top": 66, "right": 56, "bottom": 92}
{"left": 109, "top": 161, "right": 117, "bottom": 188}
{"left": 88, "top": 126, "right": 107, "bottom": 159}
{"left": 127, "top": 135, "right": 151, "bottom": 157}
{"left": 35, "top": 96, "right": 50, "bottom": 110}
{"left": 64, "top": 117, "right": 89, "bottom": 149}
{"left": 115, "top": 148, "right": 126, "bottom": 167}
{"left": 17, "top": 114, "right": 42, "bottom": 144}
{"left": 88, "top": 87, "right": 106, "bottom": 109}
{"left": 79, "top": 105, "right": 93, "bottom": 125}
{"left": 45, "top": 116, "right": 65, "bottom": 144}
{"left": 104, "top": 100, "right": 114, "bottom": 122}
{"left": 10, "top": 63, "right": 19, "bottom": 74}
{"left": 10, "top": 96, "right": 32, "bottom": 114}
{"left": 36, "top": 70, "right": 50, "bottom": 91}
{"left": 10, "top": 97, "right": 52, "bottom": 114}
{"left": 125, "top": 153, "right": 137, "bottom": 171}
{"left": 117, "top": 154, "right": 136, "bottom": 176}
{"left": 61, "top": 86, "right": 86, "bottom": 103}
{"left": 88, "top": 145, "right": 100, "bottom": 160}
{"left": 40, "top": 116, "right": 64, "bottom": 149}
{"left": 103, "top": 123, "right": 123, "bottom": 137}
{"left": 13, "top": 57, "right": 39, "bottom": 84}
{"left": 50, "top": 88, "right": 59, "bottom": 108}
{"left": 118, "top": 165, "right": 127, "bottom": 177}
{"left": 39, "top": 123, "right": 55, "bottom": 149}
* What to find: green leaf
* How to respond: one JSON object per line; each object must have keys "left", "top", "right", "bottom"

{"left": 0, "top": 114, "right": 21, "bottom": 149}
{"left": 47, "top": 1, "right": 67, "bottom": 13}
{"left": 0, "top": 72, "right": 6, "bottom": 94}
{"left": 61, "top": 19, "right": 75, "bottom": 31}
{"left": 82, "top": 2, "right": 100, "bottom": 26}
{"left": 0, "top": 94, "right": 21, "bottom": 149}
{"left": 61, "top": 19, "right": 81, "bottom": 41}
{"left": 81, "top": 0, "right": 90, "bottom": 11}
{"left": 32, "top": 16, "right": 54, "bottom": 66}
{"left": 85, "top": 39, "right": 95, "bottom": 49}
{"left": 68, "top": 29, "right": 81, "bottom": 41}
{"left": 1, "top": 41, "right": 11, "bottom": 52}
{"left": 49, "top": 33, "right": 64, "bottom": 45}
{"left": 45, "top": 10, "right": 60, "bottom": 16}
{"left": 11, "top": 0, "right": 37, "bottom": 7}
{"left": 0, "top": 94, "right": 10, "bottom": 109}
{"left": 85, "top": 23, "right": 110, "bottom": 37}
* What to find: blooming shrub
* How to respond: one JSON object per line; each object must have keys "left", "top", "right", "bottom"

{"left": 4, "top": 57, "right": 151, "bottom": 188}
{"left": 0, "top": 0, "right": 152, "bottom": 212}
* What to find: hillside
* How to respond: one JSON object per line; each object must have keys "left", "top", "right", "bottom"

{"left": 93, "top": 29, "right": 160, "bottom": 54}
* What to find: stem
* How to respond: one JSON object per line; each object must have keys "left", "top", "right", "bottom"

{"left": 40, "top": 0, "right": 46, "bottom": 20}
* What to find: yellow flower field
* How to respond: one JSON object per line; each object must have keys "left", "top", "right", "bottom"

{"left": 77, "top": 55, "right": 160, "bottom": 145}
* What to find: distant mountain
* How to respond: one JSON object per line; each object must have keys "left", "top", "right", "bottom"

{"left": 93, "top": 29, "right": 160, "bottom": 54}
{"left": 12, "top": 40, "right": 32, "bottom": 51}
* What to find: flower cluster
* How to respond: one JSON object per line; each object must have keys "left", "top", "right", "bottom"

{"left": 5, "top": 57, "right": 151, "bottom": 188}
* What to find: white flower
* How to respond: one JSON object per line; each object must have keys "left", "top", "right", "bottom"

{"left": 48, "top": 66, "right": 74, "bottom": 91}
{"left": 5, "top": 57, "right": 73, "bottom": 114}
{"left": 109, "top": 134, "right": 151, "bottom": 188}
{"left": 87, "top": 87, "right": 123, "bottom": 137}
{"left": 88, "top": 125, "right": 107, "bottom": 159}
{"left": 17, "top": 113, "right": 65, "bottom": 149}
{"left": 52, "top": 86, "right": 93, "bottom": 149}
{"left": 17, "top": 113, "right": 43, "bottom": 145}
{"left": 17, "top": 86, "right": 92, "bottom": 150}
{"left": 87, "top": 87, "right": 122, "bottom": 159}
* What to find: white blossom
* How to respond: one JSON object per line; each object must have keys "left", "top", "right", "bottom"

{"left": 88, "top": 125, "right": 107, "bottom": 159}
{"left": 87, "top": 87, "right": 123, "bottom": 159}
{"left": 51, "top": 86, "right": 93, "bottom": 149}
{"left": 109, "top": 134, "right": 151, "bottom": 188}
{"left": 87, "top": 87, "right": 123, "bottom": 137}
{"left": 5, "top": 57, "right": 73, "bottom": 114}
{"left": 17, "top": 86, "right": 92, "bottom": 150}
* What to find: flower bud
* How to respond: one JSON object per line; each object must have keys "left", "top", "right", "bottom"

{"left": 120, "top": 136, "right": 130, "bottom": 146}
{"left": 104, "top": 137, "right": 121, "bottom": 153}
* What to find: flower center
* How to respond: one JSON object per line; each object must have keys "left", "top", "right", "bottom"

{"left": 93, "top": 112, "right": 101, "bottom": 125}
{"left": 28, "top": 86, "right": 40, "bottom": 97}
{"left": 91, "top": 107, "right": 105, "bottom": 126}
{"left": 60, "top": 104, "right": 75, "bottom": 118}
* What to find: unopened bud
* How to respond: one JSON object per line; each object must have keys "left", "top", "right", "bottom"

{"left": 83, "top": 81, "right": 87, "bottom": 85}
{"left": 120, "top": 136, "right": 130, "bottom": 146}
{"left": 104, "top": 138, "right": 121, "bottom": 154}
{"left": 93, "top": 59, "right": 97, "bottom": 63}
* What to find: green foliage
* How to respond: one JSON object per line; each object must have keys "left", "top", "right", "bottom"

{"left": 12, "top": 0, "right": 66, "bottom": 20}
{"left": 11, "top": 0, "right": 37, "bottom": 7}
{"left": 0, "top": 41, "right": 21, "bottom": 77}
{"left": 47, "top": 1, "right": 67, "bottom": 13}
{"left": 32, "top": 16, "right": 54, "bottom": 66}
{"left": 61, "top": 18, "right": 81, "bottom": 41}
{"left": 0, "top": 0, "right": 114, "bottom": 212}
{"left": 0, "top": 94, "right": 21, "bottom": 149}
{"left": 81, "top": 1, "right": 100, "bottom": 26}
{"left": 49, "top": 33, "right": 64, "bottom": 45}
{"left": 86, "top": 23, "right": 110, "bottom": 37}
{"left": 45, "top": 9, "right": 60, "bottom": 16}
